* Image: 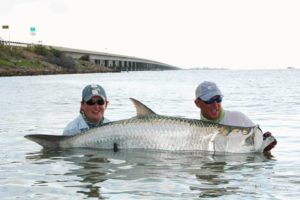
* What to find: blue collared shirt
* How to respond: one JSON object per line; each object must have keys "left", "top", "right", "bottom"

{"left": 63, "top": 114, "right": 110, "bottom": 136}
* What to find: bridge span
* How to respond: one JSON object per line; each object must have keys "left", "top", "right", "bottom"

{"left": 53, "top": 46, "right": 179, "bottom": 71}
{"left": 0, "top": 40, "right": 179, "bottom": 71}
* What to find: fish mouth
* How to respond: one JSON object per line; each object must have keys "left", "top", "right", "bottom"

{"left": 262, "top": 132, "right": 277, "bottom": 152}
{"left": 263, "top": 138, "right": 277, "bottom": 152}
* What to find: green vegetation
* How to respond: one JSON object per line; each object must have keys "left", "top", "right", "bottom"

{"left": 79, "top": 54, "right": 90, "bottom": 61}
{"left": 29, "top": 45, "right": 75, "bottom": 69}
{"left": 0, "top": 44, "right": 115, "bottom": 76}
{"left": 31, "top": 45, "right": 49, "bottom": 56}
{"left": 0, "top": 58, "right": 12, "bottom": 67}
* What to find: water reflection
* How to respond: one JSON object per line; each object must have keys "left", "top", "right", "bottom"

{"left": 25, "top": 149, "right": 275, "bottom": 199}
{"left": 193, "top": 152, "right": 275, "bottom": 198}
{"left": 26, "top": 149, "right": 110, "bottom": 198}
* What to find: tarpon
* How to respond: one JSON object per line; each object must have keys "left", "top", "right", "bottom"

{"left": 24, "top": 98, "right": 276, "bottom": 153}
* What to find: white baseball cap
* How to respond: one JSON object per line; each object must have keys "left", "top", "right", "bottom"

{"left": 195, "top": 81, "right": 223, "bottom": 101}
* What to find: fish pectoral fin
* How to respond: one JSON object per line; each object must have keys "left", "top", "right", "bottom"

{"left": 208, "top": 132, "right": 219, "bottom": 152}
{"left": 129, "top": 98, "right": 157, "bottom": 117}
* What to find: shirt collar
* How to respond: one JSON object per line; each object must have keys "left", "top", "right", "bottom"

{"left": 80, "top": 111, "right": 103, "bottom": 128}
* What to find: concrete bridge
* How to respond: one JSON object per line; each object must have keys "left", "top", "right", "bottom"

{"left": 52, "top": 46, "right": 179, "bottom": 72}
{"left": 1, "top": 40, "right": 179, "bottom": 71}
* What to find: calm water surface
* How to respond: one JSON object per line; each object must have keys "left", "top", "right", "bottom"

{"left": 0, "top": 69, "right": 300, "bottom": 199}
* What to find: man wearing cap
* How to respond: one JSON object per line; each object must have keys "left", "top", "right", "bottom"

{"left": 194, "top": 81, "right": 254, "bottom": 126}
{"left": 63, "top": 84, "right": 110, "bottom": 135}
{"left": 194, "top": 81, "right": 276, "bottom": 152}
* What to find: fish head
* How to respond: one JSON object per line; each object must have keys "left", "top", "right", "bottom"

{"left": 213, "top": 125, "right": 264, "bottom": 153}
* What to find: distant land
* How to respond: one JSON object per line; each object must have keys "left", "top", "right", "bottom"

{"left": 0, "top": 43, "right": 178, "bottom": 77}
{"left": 0, "top": 44, "right": 121, "bottom": 77}
{"left": 286, "top": 67, "right": 297, "bottom": 70}
{"left": 187, "top": 67, "right": 228, "bottom": 70}
{"left": 2, "top": 44, "right": 295, "bottom": 77}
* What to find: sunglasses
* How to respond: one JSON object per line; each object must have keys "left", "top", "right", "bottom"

{"left": 202, "top": 96, "right": 222, "bottom": 104}
{"left": 85, "top": 98, "right": 105, "bottom": 106}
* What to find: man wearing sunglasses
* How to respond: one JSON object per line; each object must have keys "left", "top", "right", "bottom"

{"left": 194, "top": 81, "right": 276, "bottom": 152}
{"left": 194, "top": 81, "right": 254, "bottom": 126}
{"left": 63, "top": 84, "right": 109, "bottom": 135}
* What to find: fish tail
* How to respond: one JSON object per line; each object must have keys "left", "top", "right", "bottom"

{"left": 24, "top": 134, "right": 69, "bottom": 149}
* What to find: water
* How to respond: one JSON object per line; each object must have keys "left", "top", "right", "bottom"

{"left": 0, "top": 69, "right": 299, "bottom": 199}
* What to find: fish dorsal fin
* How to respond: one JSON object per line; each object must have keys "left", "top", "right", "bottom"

{"left": 129, "top": 98, "right": 157, "bottom": 117}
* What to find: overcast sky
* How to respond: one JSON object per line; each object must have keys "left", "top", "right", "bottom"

{"left": 1, "top": 0, "right": 300, "bottom": 69}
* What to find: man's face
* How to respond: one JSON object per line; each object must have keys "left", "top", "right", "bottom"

{"left": 81, "top": 96, "right": 108, "bottom": 123}
{"left": 195, "top": 95, "right": 222, "bottom": 120}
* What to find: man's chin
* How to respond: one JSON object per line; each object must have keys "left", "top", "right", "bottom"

{"left": 209, "top": 113, "right": 219, "bottom": 120}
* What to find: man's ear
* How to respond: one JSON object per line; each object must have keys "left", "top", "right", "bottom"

{"left": 194, "top": 98, "right": 201, "bottom": 108}
{"left": 104, "top": 101, "right": 109, "bottom": 108}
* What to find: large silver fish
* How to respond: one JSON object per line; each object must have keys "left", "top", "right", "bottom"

{"left": 25, "top": 98, "right": 276, "bottom": 153}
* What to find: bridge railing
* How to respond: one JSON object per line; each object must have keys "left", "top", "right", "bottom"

{"left": 0, "top": 40, "right": 32, "bottom": 47}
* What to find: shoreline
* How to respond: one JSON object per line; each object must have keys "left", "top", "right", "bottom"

{"left": 0, "top": 68, "right": 118, "bottom": 77}
{"left": 0, "top": 44, "right": 118, "bottom": 77}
